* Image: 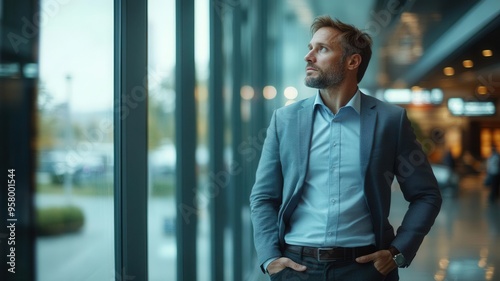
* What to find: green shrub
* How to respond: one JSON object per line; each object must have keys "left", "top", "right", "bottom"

{"left": 36, "top": 206, "right": 85, "bottom": 236}
{"left": 151, "top": 179, "right": 175, "bottom": 197}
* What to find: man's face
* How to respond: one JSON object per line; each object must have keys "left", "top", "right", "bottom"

{"left": 304, "top": 27, "right": 346, "bottom": 89}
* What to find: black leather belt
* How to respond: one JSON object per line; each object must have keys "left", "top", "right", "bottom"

{"left": 285, "top": 244, "right": 376, "bottom": 262}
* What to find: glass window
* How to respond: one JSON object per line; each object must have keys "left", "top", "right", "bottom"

{"left": 36, "top": 0, "right": 114, "bottom": 280}
{"left": 195, "top": 0, "right": 211, "bottom": 280}
{"left": 147, "top": 0, "right": 176, "bottom": 280}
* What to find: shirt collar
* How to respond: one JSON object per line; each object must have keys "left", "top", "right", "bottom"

{"left": 313, "top": 89, "right": 361, "bottom": 115}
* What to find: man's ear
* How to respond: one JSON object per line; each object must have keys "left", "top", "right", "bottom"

{"left": 346, "top": 54, "right": 362, "bottom": 70}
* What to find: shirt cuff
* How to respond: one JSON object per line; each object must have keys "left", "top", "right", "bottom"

{"left": 263, "top": 257, "right": 280, "bottom": 274}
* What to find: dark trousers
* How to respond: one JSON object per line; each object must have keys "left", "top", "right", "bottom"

{"left": 489, "top": 175, "right": 500, "bottom": 202}
{"left": 269, "top": 248, "right": 397, "bottom": 281}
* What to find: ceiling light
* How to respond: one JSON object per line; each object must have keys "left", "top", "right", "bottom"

{"left": 263, "top": 86, "right": 277, "bottom": 100}
{"left": 477, "top": 86, "right": 488, "bottom": 95}
{"left": 240, "top": 85, "right": 254, "bottom": 100}
{"left": 284, "top": 86, "right": 298, "bottom": 100}
{"left": 482, "top": 49, "right": 493, "bottom": 57}
{"left": 462, "top": 60, "right": 473, "bottom": 68}
{"left": 411, "top": 86, "right": 422, "bottom": 92}
{"left": 443, "top": 67, "right": 454, "bottom": 76}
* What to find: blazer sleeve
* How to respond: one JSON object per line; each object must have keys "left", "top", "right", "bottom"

{"left": 391, "top": 109, "right": 442, "bottom": 265}
{"left": 249, "top": 111, "right": 284, "bottom": 272}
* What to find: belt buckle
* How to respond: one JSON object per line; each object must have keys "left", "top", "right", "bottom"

{"left": 317, "top": 247, "right": 338, "bottom": 262}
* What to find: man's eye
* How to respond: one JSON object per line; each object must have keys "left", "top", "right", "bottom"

{"left": 320, "top": 47, "right": 327, "bottom": 52}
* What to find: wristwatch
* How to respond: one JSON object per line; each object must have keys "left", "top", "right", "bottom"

{"left": 389, "top": 246, "right": 407, "bottom": 268}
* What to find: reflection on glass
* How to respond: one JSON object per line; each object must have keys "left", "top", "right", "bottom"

{"left": 195, "top": 0, "right": 211, "bottom": 280}
{"left": 147, "top": 0, "right": 176, "bottom": 280}
{"left": 35, "top": 0, "right": 114, "bottom": 280}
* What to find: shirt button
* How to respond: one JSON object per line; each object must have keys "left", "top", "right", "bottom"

{"left": 328, "top": 232, "right": 333, "bottom": 236}
{"left": 330, "top": 199, "right": 336, "bottom": 204}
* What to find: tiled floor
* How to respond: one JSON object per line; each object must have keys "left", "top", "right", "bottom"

{"left": 393, "top": 175, "right": 500, "bottom": 281}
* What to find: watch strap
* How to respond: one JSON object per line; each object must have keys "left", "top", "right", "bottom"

{"left": 388, "top": 246, "right": 400, "bottom": 256}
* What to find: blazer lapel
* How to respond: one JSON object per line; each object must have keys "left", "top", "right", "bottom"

{"left": 360, "top": 93, "right": 377, "bottom": 178}
{"left": 282, "top": 96, "right": 315, "bottom": 225}
{"left": 297, "top": 96, "right": 315, "bottom": 186}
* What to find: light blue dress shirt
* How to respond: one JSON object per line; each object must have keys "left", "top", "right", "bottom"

{"left": 284, "top": 89, "right": 375, "bottom": 247}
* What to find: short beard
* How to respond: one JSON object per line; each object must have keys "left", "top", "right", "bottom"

{"left": 305, "top": 58, "right": 346, "bottom": 89}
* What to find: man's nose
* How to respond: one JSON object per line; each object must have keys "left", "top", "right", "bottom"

{"left": 304, "top": 50, "right": 315, "bottom": 62}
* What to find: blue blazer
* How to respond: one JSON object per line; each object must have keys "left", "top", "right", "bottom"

{"left": 250, "top": 93, "right": 442, "bottom": 279}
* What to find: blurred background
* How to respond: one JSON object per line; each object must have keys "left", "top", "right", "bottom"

{"left": 1, "top": 0, "right": 500, "bottom": 280}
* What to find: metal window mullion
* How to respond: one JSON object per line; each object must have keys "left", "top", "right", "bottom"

{"left": 230, "top": 4, "right": 244, "bottom": 280}
{"left": 249, "top": 0, "right": 267, "bottom": 179}
{"left": 247, "top": 1, "right": 268, "bottom": 275}
{"left": 0, "top": 3, "right": 39, "bottom": 281}
{"left": 175, "top": 0, "right": 198, "bottom": 281}
{"left": 209, "top": 1, "right": 225, "bottom": 280}
{"left": 114, "top": 0, "right": 148, "bottom": 280}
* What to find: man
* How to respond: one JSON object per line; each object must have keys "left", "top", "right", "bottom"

{"left": 486, "top": 147, "right": 500, "bottom": 202}
{"left": 250, "top": 15, "right": 442, "bottom": 281}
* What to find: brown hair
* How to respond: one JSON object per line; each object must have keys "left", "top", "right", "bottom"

{"left": 311, "top": 15, "right": 372, "bottom": 83}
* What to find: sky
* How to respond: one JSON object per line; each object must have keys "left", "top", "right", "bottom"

{"left": 39, "top": 0, "right": 113, "bottom": 112}
{"left": 39, "top": 0, "right": 209, "bottom": 113}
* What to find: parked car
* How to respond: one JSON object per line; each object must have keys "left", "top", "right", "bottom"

{"left": 38, "top": 150, "right": 108, "bottom": 185}
{"left": 149, "top": 143, "right": 176, "bottom": 181}
{"left": 163, "top": 217, "right": 175, "bottom": 235}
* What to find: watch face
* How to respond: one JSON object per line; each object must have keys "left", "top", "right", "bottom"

{"left": 394, "top": 253, "right": 406, "bottom": 267}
